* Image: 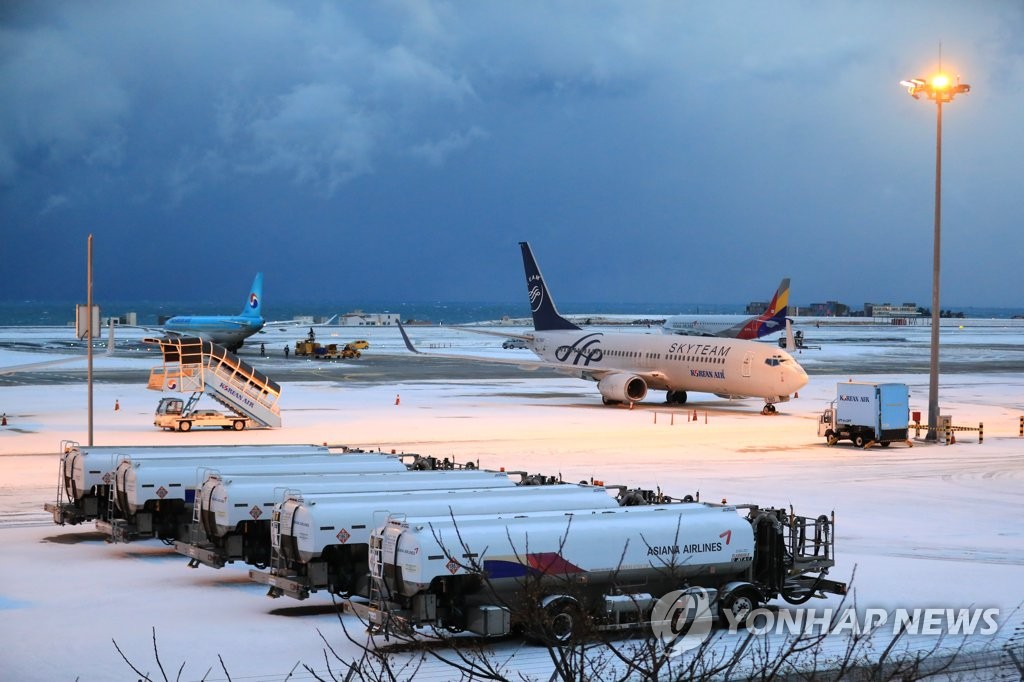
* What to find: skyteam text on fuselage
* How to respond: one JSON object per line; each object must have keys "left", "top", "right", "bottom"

{"left": 161, "top": 273, "right": 265, "bottom": 352}
{"left": 663, "top": 278, "right": 790, "bottom": 339}
{"left": 397, "top": 244, "right": 808, "bottom": 414}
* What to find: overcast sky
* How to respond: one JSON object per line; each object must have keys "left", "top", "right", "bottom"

{"left": 2, "top": 2, "right": 1022, "bottom": 310}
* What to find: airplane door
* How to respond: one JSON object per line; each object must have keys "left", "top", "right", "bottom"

{"left": 742, "top": 352, "right": 753, "bottom": 378}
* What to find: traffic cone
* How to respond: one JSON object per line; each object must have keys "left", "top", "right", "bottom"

{"left": 114, "top": 399, "right": 120, "bottom": 411}
{"left": 395, "top": 394, "right": 400, "bottom": 406}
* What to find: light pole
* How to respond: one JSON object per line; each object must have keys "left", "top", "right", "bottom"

{"left": 899, "top": 73, "right": 970, "bottom": 441}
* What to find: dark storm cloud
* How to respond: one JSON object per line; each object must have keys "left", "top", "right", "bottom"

{"left": 1, "top": 1, "right": 1022, "bottom": 309}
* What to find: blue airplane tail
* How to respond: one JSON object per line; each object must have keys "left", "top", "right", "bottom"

{"left": 241, "top": 272, "right": 264, "bottom": 318}
{"left": 519, "top": 242, "right": 580, "bottom": 331}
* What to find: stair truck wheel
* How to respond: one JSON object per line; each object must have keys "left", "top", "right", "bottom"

{"left": 232, "top": 420, "right": 245, "bottom": 431}
{"left": 178, "top": 421, "right": 192, "bottom": 432}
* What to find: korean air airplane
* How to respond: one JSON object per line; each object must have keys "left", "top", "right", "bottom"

{"left": 663, "top": 278, "right": 790, "bottom": 339}
{"left": 161, "top": 273, "right": 265, "bottom": 352}
{"left": 399, "top": 243, "right": 808, "bottom": 414}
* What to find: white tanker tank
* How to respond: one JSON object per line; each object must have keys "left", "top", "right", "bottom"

{"left": 256, "top": 483, "right": 620, "bottom": 600}
{"left": 104, "top": 453, "right": 407, "bottom": 542}
{"left": 178, "top": 469, "right": 517, "bottom": 569}
{"left": 46, "top": 442, "right": 334, "bottom": 525}
{"left": 368, "top": 503, "right": 846, "bottom": 641}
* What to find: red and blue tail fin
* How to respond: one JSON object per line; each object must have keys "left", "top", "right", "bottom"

{"left": 733, "top": 278, "right": 790, "bottom": 339}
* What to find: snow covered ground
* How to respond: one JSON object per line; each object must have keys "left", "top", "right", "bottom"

{"left": 0, "top": 321, "right": 1022, "bottom": 680}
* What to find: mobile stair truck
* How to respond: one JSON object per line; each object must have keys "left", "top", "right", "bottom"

{"left": 146, "top": 336, "right": 282, "bottom": 430}
{"left": 818, "top": 382, "right": 912, "bottom": 449}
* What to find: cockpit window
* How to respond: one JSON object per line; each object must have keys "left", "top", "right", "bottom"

{"left": 764, "top": 355, "right": 787, "bottom": 367}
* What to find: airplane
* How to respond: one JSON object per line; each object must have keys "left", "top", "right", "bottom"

{"left": 662, "top": 278, "right": 790, "bottom": 339}
{"left": 399, "top": 242, "right": 808, "bottom": 414}
{"left": 159, "top": 273, "right": 265, "bottom": 352}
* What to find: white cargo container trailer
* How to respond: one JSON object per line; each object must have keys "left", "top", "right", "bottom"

{"left": 251, "top": 483, "right": 621, "bottom": 600}
{"left": 177, "top": 469, "right": 519, "bottom": 568}
{"left": 101, "top": 453, "right": 408, "bottom": 542}
{"left": 368, "top": 503, "right": 846, "bottom": 642}
{"left": 44, "top": 442, "right": 335, "bottom": 525}
{"left": 818, "top": 382, "right": 912, "bottom": 448}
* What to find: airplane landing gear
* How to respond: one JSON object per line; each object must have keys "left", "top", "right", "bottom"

{"left": 666, "top": 390, "right": 688, "bottom": 405}
{"left": 761, "top": 403, "right": 778, "bottom": 415}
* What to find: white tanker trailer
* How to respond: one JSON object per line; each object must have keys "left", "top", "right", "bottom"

{"left": 45, "top": 441, "right": 335, "bottom": 525}
{"left": 252, "top": 483, "right": 621, "bottom": 600}
{"left": 102, "top": 453, "right": 408, "bottom": 542}
{"left": 178, "top": 469, "right": 519, "bottom": 569}
{"left": 368, "top": 503, "right": 846, "bottom": 642}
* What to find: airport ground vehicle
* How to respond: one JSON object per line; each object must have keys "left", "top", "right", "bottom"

{"left": 44, "top": 442, "right": 332, "bottom": 525}
{"left": 154, "top": 397, "right": 250, "bottom": 432}
{"left": 294, "top": 341, "right": 361, "bottom": 359}
{"left": 368, "top": 503, "right": 845, "bottom": 641}
{"left": 101, "top": 453, "right": 408, "bottom": 543}
{"left": 177, "top": 469, "right": 519, "bottom": 570}
{"left": 818, "top": 382, "right": 911, "bottom": 448}
{"left": 251, "top": 483, "right": 621, "bottom": 600}
{"left": 502, "top": 338, "right": 528, "bottom": 349}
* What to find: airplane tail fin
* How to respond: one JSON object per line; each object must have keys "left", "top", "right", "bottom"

{"left": 732, "top": 277, "right": 790, "bottom": 339}
{"left": 241, "top": 272, "right": 264, "bottom": 318}
{"left": 756, "top": 277, "right": 790, "bottom": 334}
{"left": 106, "top": 319, "right": 116, "bottom": 356}
{"left": 784, "top": 318, "right": 796, "bottom": 351}
{"left": 519, "top": 242, "right": 580, "bottom": 331}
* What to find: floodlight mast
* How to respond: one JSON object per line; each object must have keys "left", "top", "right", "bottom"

{"left": 899, "top": 71, "right": 970, "bottom": 441}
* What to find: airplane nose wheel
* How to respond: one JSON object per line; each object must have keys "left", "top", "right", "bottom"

{"left": 761, "top": 404, "right": 777, "bottom": 415}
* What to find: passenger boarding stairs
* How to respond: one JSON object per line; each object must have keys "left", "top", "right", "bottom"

{"left": 145, "top": 336, "right": 282, "bottom": 428}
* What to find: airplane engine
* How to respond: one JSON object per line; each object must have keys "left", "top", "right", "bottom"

{"left": 597, "top": 373, "right": 647, "bottom": 404}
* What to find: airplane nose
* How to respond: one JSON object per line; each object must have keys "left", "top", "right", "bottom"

{"left": 789, "top": 361, "right": 809, "bottom": 391}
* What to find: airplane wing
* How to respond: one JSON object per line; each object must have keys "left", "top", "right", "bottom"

{"left": 397, "top": 321, "right": 666, "bottom": 384}
{"left": 397, "top": 321, "right": 544, "bottom": 369}
{"left": 451, "top": 326, "right": 535, "bottom": 342}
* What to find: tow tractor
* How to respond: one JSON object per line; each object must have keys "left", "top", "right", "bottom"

{"left": 154, "top": 397, "right": 251, "bottom": 432}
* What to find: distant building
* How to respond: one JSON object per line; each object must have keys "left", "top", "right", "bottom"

{"left": 100, "top": 312, "right": 137, "bottom": 326}
{"left": 865, "top": 302, "right": 922, "bottom": 325}
{"left": 809, "top": 301, "right": 850, "bottom": 317}
{"left": 338, "top": 310, "right": 401, "bottom": 326}
{"left": 745, "top": 300, "right": 770, "bottom": 315}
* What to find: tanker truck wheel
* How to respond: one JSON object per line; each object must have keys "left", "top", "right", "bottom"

{"left": 720, "top": 587, "right": 760, "bottom": 627}
{"left": 539, "top": 599, "right": 584, "bottom": 645}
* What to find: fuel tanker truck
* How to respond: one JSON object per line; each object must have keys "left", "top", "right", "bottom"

{"left": 368, "top": 503, "right": 846, "bottom": 642}
{"left": 178, "top": 469, "right": 520, "bottom": 569}
{"left": 45, "top": 441, "right": 333, "bottom": 525}
{"left": 251, "top": 483, "right": 625, "bottom": 600}
{"left": 101, "top": 452, "right": 409, "bottom": 542}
